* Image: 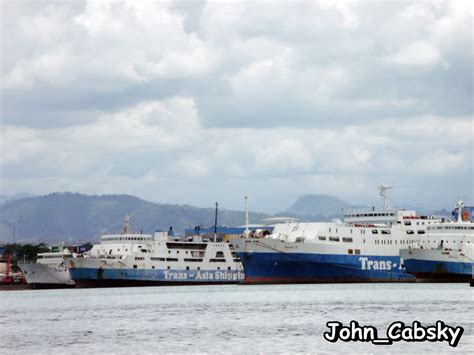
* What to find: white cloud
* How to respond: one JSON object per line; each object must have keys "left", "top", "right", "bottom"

{"left": 385, "top": 41, "right": 442, "bottom": 67}
{"left": 1, "top": 1, "right": 473, "bottom": 211}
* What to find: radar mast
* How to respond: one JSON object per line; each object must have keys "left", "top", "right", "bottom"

{"left": 378, "top": 185, "right": 394, "bottom": 211}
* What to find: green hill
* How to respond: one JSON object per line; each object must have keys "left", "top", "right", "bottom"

{"left": 0, "top": 192, "right": 269, "bottom": 244}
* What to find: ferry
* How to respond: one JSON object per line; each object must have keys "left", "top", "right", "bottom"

{"left": 233, "top": 186, "right": 443, "bottom": 284}
{"left": 65, "top": 216, "right": 244, "bottom": 287}
{"left": 401, "top": 200, "right": 474, "bottom": 282}
{"left": 18, "top": 248, "right": 76, "bottom": 289}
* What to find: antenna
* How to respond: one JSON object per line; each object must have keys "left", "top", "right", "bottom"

{"left": 245, "top": 196, "right": 249, "bottom": 235}
{"left": 123, "top": 215, "right": 130, "bottom": 234}
{"left": 214, "top": 202, "right": 218, "bottom": 243}
{"left": 378, "top": 185, "right": 394, "bottom": 211}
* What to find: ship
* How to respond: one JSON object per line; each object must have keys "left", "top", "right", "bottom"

{"left": 233, "top": 186, "right": 443, "bottom": 284}
{"left": 18, "top": 248, "right": 76, "bottom": 289}
{"left": 64, "top": 216, "right": 244, "bottom": 287}
{"left": 400, "top": 200, "right": 474, "bottom": 282}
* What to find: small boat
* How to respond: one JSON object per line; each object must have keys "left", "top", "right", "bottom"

{"left": 18, "top": 248, "right": 76, "bottom": 289}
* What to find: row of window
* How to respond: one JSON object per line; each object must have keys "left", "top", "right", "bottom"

{"left": 139, "top": 256, "right": 240, "bottom": 263}
{"left": 166, "top": 242, "right": 207, "bottom": 250}
{"left": 103, "top": 236, "right": 152, "bottom": 241}
{"left": 345, "top": 212, "right": 395, "bottom": 218}
{"left": 404, "top": 221, "right": 432, "bottom": 226}
{"left": 133, "top": 265, "right": 233, "bottom": 271}
{"left": 406, "top": 230, "right": 425, "bottom": 235}
{"left": 427, "top": 226, "right": 474, "bottom": 231}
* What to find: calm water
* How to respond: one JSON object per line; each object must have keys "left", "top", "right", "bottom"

{"left": 1, "top": 283, "right": 473, "bottom": 353}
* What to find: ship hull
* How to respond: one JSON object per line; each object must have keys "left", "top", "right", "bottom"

{"left": 237, "top": 251, "right": 414, "bottom": 284}
{"left": 401, "top": 249, "right": 473, "bottom": 282}
{"left": 68, "top": 264, "right": 244, "bottom": 288}
{"left": 18, "top": 263, "right": 75, "bottom": 288}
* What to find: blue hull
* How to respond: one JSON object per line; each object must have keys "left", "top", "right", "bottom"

{"left": 237, "top": 252, "right": 414, "bottom": 283}
{"left": 69, "top": 268, "right": 244, "bottom": 287}
{"left": 404, "top": 259, "right": 473, "bottom": 282}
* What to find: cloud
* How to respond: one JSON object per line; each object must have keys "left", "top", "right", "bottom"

{"left": 1, "top": 0, "right": 473, "bottom": 212}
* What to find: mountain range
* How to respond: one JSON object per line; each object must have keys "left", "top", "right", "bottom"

{"left": 0, "top": 193, "right": 269, "bottom": 244}
{"left": 0, "top": 192, "right": 452, "bottom": 244}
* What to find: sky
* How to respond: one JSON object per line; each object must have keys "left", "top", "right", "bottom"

{"left": 1, "top": 0, "right": 473, "bottom": 213}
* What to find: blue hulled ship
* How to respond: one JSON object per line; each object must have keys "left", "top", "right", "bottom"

{"left": 233, "top": 186, "right": 443, "bottom": 283}
{"left": 401, "top": 200, "right": 474, "bottom": 282}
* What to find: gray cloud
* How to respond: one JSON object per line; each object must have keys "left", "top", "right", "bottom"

{"left": 1, "top": 1, "right": 472, "bottom": 212}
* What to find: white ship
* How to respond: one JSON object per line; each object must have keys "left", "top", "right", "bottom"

{"left": 64, "top": 216, "right": 244, "bottom": 287}
{"left": 18, "top": 248, "right": 76, "bottom": 289}
{"left": 401, "top": 200, "right": 474, "bottom": 282}
{"left": 234, "top": 186, "right": 443, "bottom": 283}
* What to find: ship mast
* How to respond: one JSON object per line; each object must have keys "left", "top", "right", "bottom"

{"left": 456, "top": 199, "right": 464, "bottom": 223}
{"left": 123, "top": 215, "right": 130, "bottom": 234}
{"left": 245, "top": 196, "right": 249, "bottom": 235}
{"left": 378, "top": 185, "right": 394, "bottom": 211}
{"left": 214, "top": 202, "right": 218, "bottom": 242}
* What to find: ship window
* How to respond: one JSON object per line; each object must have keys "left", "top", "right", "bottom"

{"left": 177, "top": 251, "right": 179, "bottom": 254}
{"left": 343, "top": 237, "right": 353, "bottom": 243}
{"left": 381, "top": 230, "right": 391, "bottom": 235}
{"left": 228, "top": 266, "right": 231, "bottom": 270}
{"left": 372, "top": 230, "right": 378, "bottom": 234}
{"left": 215, "top": 251, "right": 224, "bottom": 258}
{"left": 417, "top": 230, "right": 425, "bottom": 234}
{"left": 407, "top": 230, "right": 414, "bottom": 235}
{"left": 217, "top": 267, "right": 220, "bottom": 270}
{"left": 167, "top": 266, "right": 170, "bottom": 269}
{"left": 166, "top": 258, "right": 178, "bottom": 262}
{"left": 355, "top": 249, "right": 361, "bottom": 255}
{"left": 197, "top": 267, "right": 200, "bottom": 270}
{"left": 404, "top": 221, "right": 411, "bottom": 226}
{"left": 133, "top": 265, "right": 137, "bottom": 269}
{"left": 186, "top": 266, "right": 190, "bottom": 270}
{"left": 329, "top": 237, "right": 340, "bottom": 242}
{"left": 348, "top": 249, "right": 353, "bottom": 254}
{"left": 152, "top": 266, "right": 155, "bottom": 269}
{"left": 318, "top": 236, "right": 326, "bottom": 241}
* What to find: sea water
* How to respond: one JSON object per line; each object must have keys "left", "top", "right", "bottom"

{"left": 1, "top": 283, "right": 472, "bottom": 353}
